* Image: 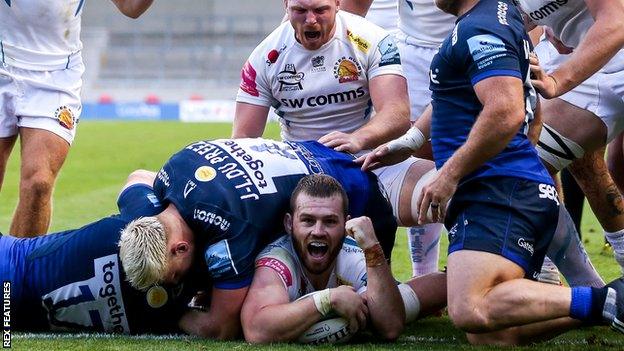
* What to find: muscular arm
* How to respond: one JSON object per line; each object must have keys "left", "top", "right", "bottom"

{"left": 232, "top": 103, "right": 270, "bottom": 138}
{"left": 110, "top": 0, "right": 153, "bottom": 18}
{"left": 339, "top": 0, "right": 374, "bottom": 17}
{"left": 438, "top": 76, "right": 526, "bottom": 182}
{"left": 178, "top": 285, "right": 248, "bottom": 339}
{"left": 549, "top": 0, "right": 624, "bottom": 96}
{"left": 241, "top": 267, "right": 322, "bottom": 343}
{"left": 359, "top": 74, "right": 411, "bottom": 149}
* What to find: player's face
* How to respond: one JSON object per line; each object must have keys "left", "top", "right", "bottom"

{"left": 435, "top": 0, "right": 461, "bottom": 15}
{"left": 288, "top": 193, "right": 346, "bottom": 275}
{"left": 286, "top": 0, "right": 339, "bottom": 50}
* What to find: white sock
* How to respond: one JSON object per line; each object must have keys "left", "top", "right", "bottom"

{"left": 605, "top": 229, "right": 624, "bottom": 269}
{"left": 407, "top": 224, "right": 442, "bottom": 277}
{"left": 547, "top": 206, "right": 605, "bottom": 287}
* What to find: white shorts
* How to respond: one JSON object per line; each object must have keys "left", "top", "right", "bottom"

{"left": 0, "top": 62, "right": 84, "bottom": 144}
{"left": 372, "top": 156, "right": 434, "bottom": 221}
{"left": 534, "top": 39, "right": 624, "bottom": 143}
{"left": 396, "top": 32, "right": 438, "bottom": 121}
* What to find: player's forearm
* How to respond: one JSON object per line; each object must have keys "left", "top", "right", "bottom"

{"left": 179, "top": 310, "right": 240, "bottom": 340}
{"left": 364, "top": 263, "right": 405, "bottom": 340}
{"left": 244, "top": 300, "right": 322, "bottom": 343}
{"left": 551, "top": 18, "right": 624, "bottom": 96}
{"left": 339, "top": 0, "right": 374, "bottom": 16}
{"left": 111, "top": 0, "right": 153, "bottom": 18}
{"left": 353, "top": 102, "right": 410, "bottom": 150}
{"left": 414, "top": 104, "right": 433, "bottom": 139}
{"left": 440, "top": 106, "right": 524, "bottom": 182}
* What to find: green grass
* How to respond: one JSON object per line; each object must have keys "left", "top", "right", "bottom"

{"left": 2, "top": 121, "right": 623, "bottom": 350}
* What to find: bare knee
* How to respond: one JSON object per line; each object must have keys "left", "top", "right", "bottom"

{"left": 448, "top": 300, "right": 493, "bottom": 333}
{"left": 20, "top": 171, "right": 55, "bottom": 200}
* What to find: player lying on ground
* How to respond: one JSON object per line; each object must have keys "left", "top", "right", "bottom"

{"left": 120, "top": 137, "right": 458, "bottom": 339}
{"left": 0, "top": 171, "right": 204, "bottom": 334}
{"left": 241, "top": 174, "right": 446, "bottom": 344}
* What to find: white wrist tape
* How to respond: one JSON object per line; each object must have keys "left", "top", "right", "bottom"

{"left": 386, "top": 127, "right": 426, "bottom": 153}
{"left": 312, "top": 288, "right": 332, "bottom": 317}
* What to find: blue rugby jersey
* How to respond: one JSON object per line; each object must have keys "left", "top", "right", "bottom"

{"left": 153, "top": 138, "right": 375, "bottom": 289}
{"left": 429, "top": 0, "right": 552, "bottom": 185}
{"left": 0, "top": 185, "right": 197, "bottom": 333}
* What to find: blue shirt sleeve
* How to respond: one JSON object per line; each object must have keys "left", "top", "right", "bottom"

{"left": 458, "top": 24, "right": 523, "bottom": 86}
{"left": 117, "top": 184, "right": 164, "bottom": 220}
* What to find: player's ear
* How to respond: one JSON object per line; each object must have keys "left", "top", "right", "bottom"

{"left": 174, "top": 241, "right": 189, "bottom": 255}
{"left": 284, "top": 213, "right": 293, "bottom": 234}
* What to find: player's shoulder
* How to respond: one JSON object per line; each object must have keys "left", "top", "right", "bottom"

{"left": 339, "top": 11, "right": 393, "bottom": 50}
{"left": 256, "top": 235, "right": 300, "bottom": 288}
{"left": 456, "top": 0, "right": 523, "bottom": 38}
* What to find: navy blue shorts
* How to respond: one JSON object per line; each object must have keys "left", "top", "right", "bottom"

{"left": 445, "top": 177, "right": 559, "bottom": 279}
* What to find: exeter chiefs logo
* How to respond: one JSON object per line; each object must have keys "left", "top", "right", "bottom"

{"left": 333, "top": 58, "right": 361, "bottom": 83}
{"left": 55, "top": 106, "right": 75, "bottom": 130}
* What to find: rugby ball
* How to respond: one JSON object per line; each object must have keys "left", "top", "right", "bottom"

{"left": 297, "top": 316, "right": 353, "bottom": 345}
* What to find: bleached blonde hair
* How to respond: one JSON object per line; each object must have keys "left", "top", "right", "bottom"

{"left": 118, "top": 217, "right": 168, "bottom": 291}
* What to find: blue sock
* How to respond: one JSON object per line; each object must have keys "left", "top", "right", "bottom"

{"left": 570, "top": 286, "right": 608, "bottom": 324}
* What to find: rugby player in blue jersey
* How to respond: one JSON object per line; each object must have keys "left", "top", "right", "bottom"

{"left": 0, "top": 171, "right": 204, "bottom": 334}
{"left": 359, "top": 0, "right": 624, "bottom": 344}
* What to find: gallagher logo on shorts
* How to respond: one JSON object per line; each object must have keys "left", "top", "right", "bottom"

{"left": 277, "top": 64, "right": 304, "bottom": 91}
{"left": 333, "top": 57, "right": 361, "bottom": 83}
{"left": 55, "top": 106, "right": 75, "bottom": 130}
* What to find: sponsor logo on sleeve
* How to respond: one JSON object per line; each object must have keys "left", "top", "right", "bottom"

{"left": 333, "top": 57, "right": 361, "bottom": 83}
{"left": 205, "top": 240, "right": 238, "bottom": 278}
{"left": 466, "top": 34, "right": 508, "bottom": 69}
{"left": 257, "top": 257, "right": 293, "bottom": 286}
{"left": 277, "top": 64, "right": 304, "bottom": 91}
{"left": 240, "top": 61, "right": 259, "bottom": 97}
{"left": 497, "top": 1, "right": 509, "bottom": 25}
{"left": 156, "top": 169, "right": 170, "bottom": 187}
{"left": 347, "top": 30, "right": 370, "bottom": 53}
{"left": 377, "top": 35, "right": 400, "bottom": 66}
{"left": 55, "top": 106, "right": 76, "bottom": 130}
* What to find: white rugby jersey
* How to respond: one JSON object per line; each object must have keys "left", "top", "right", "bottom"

{"left": 398, "top": 0, "right": 455, "bottom": 48}
{"left": 0, "top": 0, "right": 84, "bottom": 70}
{"left": 255, "top": 235, "right": 368, "bottom": 301}
{"left": 236, "top": 10, "right": 404, "bottom": 142}
{"left": 515, "top": 0, "right": 590, "bottom": 49}
{"left": 366, "top": 0, "right": 399, "bottom": 32}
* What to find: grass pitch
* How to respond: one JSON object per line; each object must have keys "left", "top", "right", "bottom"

{"left": 1, "top": 121, "right": 623, "bottom": 350}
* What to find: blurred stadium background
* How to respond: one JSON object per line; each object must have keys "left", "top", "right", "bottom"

{"left": 80, "top": 0, "right": 282, "bottom": 121}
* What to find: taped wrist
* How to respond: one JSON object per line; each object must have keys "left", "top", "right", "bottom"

{"left": 386, "top": 127, "right": 426, "bottom": 152}
{"left": 312, "top": 288, "right": 332, "bottom": 317}
{"left": 364, "top": 243, "right": 385, "bottom": 267}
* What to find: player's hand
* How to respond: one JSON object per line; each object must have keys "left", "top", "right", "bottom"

{"left": 330, "top": 285, "right": 369, "bottom": 334}
{"left": 345, "top": 216, "right": 377, "bottom": 250}
{"left": 416, "top": 171, "right": 457, "bottom": 225}
{"left": 530, "top": 53, "right": 559, "bottom": 99}
{"left": 319, "top": 131, "right": 364, "bottom": 154}
{"left": 354, "top": 144, "right": 412, "bottom": 171}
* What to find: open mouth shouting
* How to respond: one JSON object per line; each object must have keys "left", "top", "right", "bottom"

{"left": 304, "top": 31, "right": 321, "bottom": 40}
{"left": 307, "top": 240, "right": 329, "bottom": 260}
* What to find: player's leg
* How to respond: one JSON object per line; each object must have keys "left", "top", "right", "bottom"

{"left": 465, "top": 318, "right": 582, "bottom": 346}
{"left": 0, "top": 136, "right": 17, "bottom": 190}
{"left": 607, "top": 132, "right": 624, "bottom": 194}
{"left": 373, "top": 158, "right": 443, "bottom": 276}
{"left": 9, "top": 64, "right": 82, "bottom": 237}
{"left": 402, "top": 271, "right": 447, "bottom": 322}
{"left": 11, "top": 127, "right": 70, "bottom": 236}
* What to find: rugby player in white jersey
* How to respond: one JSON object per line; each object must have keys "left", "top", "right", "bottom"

{"left": 518, "top": 0, "right": 624, "bottom": 270}
{"left": 0, "top": 0, "right": 153, "bottom": 237}
{"left": 241, "top": 174, "right": 446, "bottom": 343}
{"left": 233, "top": 0, "right": 444, "bottom": 273}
